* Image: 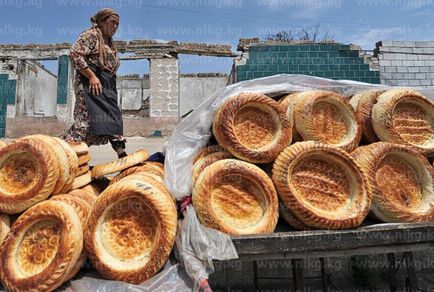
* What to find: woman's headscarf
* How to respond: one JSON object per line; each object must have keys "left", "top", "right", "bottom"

{"left": 89, "top": 8, "right": 120, "bottom": 74}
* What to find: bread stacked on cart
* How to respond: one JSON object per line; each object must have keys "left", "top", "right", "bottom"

{"left": 193, "top": 88, "right": 434, "bottom": 234}
{"left": 0, "top": 136, "right": 177, "bottom": 288}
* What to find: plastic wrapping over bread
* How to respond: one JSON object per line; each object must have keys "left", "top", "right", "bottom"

{"left": 164, "top": 74, "right": 392, "bottom": 200}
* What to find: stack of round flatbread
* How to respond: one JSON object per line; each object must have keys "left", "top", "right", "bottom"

{"left": 67, "top": 141, "right": 92, "bottom": 190}
{"left": 0, "top": 198, "right": 86, "bottom": 291}
{"left": 84, "top": 170, "right": 177, "bottom": 284}
{"left": 0, "top": 135, "right": 78, "bottom": 214}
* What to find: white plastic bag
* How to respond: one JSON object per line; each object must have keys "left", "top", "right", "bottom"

{"left": 175, "top": 206, "right": 238, "bottom": 291}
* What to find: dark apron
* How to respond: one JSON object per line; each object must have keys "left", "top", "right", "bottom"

{"left": 82, "top": 63, "right": 123, "bottom": 137}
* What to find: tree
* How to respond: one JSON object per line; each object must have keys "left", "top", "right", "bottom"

{"left": 264, "top": 24, "right": 334, "bottom": 43}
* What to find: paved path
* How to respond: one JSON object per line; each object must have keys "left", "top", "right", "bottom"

{"left": 88, "top": 137, "right": 167, "bottom": 165}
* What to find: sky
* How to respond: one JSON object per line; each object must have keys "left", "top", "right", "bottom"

{"left": 0, "top": 0, "right": 433, "bottom": 75}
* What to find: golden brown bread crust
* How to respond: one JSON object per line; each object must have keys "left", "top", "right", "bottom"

{"left": 0, "top": 214, "right": 10, "bottom": 245}
{"left": 110, "top": 163, "right": 164, "bottom": 185}
{"left": 76, "top": 164, "right": 90, "bottom": 177}
{"left": 77, "top": 153, "right": 91, "bottom": 166}
{"left": 349, "top": 90, "right": 384, "bottom": 143}
{"left": 191, "top": 151, "right": 233, "bottom": 187}
{"left": 67, "top": 141, "right": 89, "bottom": 155}
{"left": 0, "top": 140, "right": 7, "bottom": 149}
{"left": 80, "top": 183, "right": 100, "bottom": 197}
{"left": 0, "top": 139, "right": 59, "bottom": 214}
{"left": 272, "top": 141, "right": 371, "bottom": 229}
{"left": 83, "top": 178, "right": 177, "bottom": 284}
{"left": 91, "top": 150, "right": 149, "bottom": 177}
{"left": 212, "top": 92, "right": 292, "bottom": 163}
{"left": 0, "top": 200, "right": 83, "bottom": 291}
{"left": 50, "top": 194, "right": 91, "bottom": 227}
{"left": 279, "top": 203, "right": 311, "bottom": 230}
{"left": 371, "top": 89, "right": 434, "bottom": 154}
{"left": 71, "top": 171, "right": 92, "bottom": 190}
{"left": 293, "top": 90, "right": 362, "bottom": 152}
{"left": 69, "top": 189, "right": 98, "bottom": 205}
{"left": 25, "top": 135, "right": 70, "bottom": 195}
{"left": 193, "top": 159, "right": 279, "bottom": 235}
{"left": 193, "top": 145, "right": 226, "bottom": 164}
{"left": 352, "top": 142, "right": 434, "bottom": 222}
{"left": 54, "top": 138, "right": 79, "bottom": 194}
{"left": 279, "top": 92, "right": 303, "bottom": 142}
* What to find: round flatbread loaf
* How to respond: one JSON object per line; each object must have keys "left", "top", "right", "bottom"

{"left": 69, "top": 189, "right": 98, "bottom": 205}
{"left": 349, "top": 90, "right": 384, "bottom": 143}
{"left": 77, "top": 153, "right": 91, "bottom": 166}
{"left": 0, "top": 200, "right": 83, "bottom": 291}
{"left": 372, "top": 89, "right": 434, "bottom": 154}
{"left": 71, "top": 171, "right": 92, "bottom": 190}
{"left": 291, "top": 90, "right": 362, "bottom": 152}
{"left": 0, "top": 139, "right": 59, "bottom": 214}
{"left": 67, "top": 141, "right": 89, "bottom": 155}
{"left": 272, "top": 141, "right": 371, "bottom": 229}
{"left": 76, "top": 164, "right": 90, "bottom": 177}
{"left": 25, "top": 135, "right": 70, "bottom": 195}
{"left": 213, "top": 92, "right": 292, "bottom": 163}
{"left": 0, "top": 140, "right": 7, "bottom": 149}
{"left": 91, "top": 150, "right": 149, "bottom": 177}
{"left": 193, "top": 159, "right": 279, "bottom": 235}
{"left": 54, "top": 137, "right": 79, "bottom": 194}
{"left": 84, "top": 178, "right": 177, "bottom": 284}
{"left": 193, "top": 145, "right": 226, "bottom": 164}
{"left": 191, "top": 151, "right": 233, "bottom": 187}
{"left": 110, "top": 162, "right": 163, "bottom": 185}
{"left": 352, "top": 142, "right": 434, "bottom": 223}
{"left": 0, "top": 214, "right": 10, "bottom": 245}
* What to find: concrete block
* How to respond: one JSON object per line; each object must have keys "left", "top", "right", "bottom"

{"left": 415, "top": 41, "right": 429, "bottom": 48}
{"left": 409, "top": 80, "right": 421, "bottom": 86}
{"left": 408, "top": 67, "right": 420, "bottom": 73}
{"left": 380, "top": 60, "right": 391, "bottom": 66}
{"left": 420, "top": 79, "right": 432, "bottom": 86}
{"left": 418, "top": 55, "right": 432, "bottom": 61}
{"left": 403, "top": 73, "right": 415, "bottom": 79}
{"left": 414, "top": 61, "right": 427, "bottom": 66}
{"left": 385, "top": 66, "right": 397, "bottom": 73}
{"left": 385, "top": 79, "right": 398, "bottom": 86}
{"left": 392, "top": 73, "right": 404, "bottom": 79}
{"left": 430, "top": 67, "right": 434, "bottom": 72}
{"left": 379, "top": 40, "right": 394, "bottom": 47}
{"left": 413, "top": 48, "right": 425, "bottom": 54}
{"left": 423, "top": 48, "right": 434, "bottom": 54}
{"left": 415, "top": 73, "right": 427, "bottom": 79}
{"left": 419, "top": 67, "right": 430, "bottom": 73}
{"left": 396, "top": 66, "right": 408, "bottom": 73}
{"left": 397, "top": 80, "right": 410, "bottom": 86}
{"left": 406, "top": 54, "right": 418, "bottom": 60}
{"left": 122, "top": 89, "right": 142, "bottom": 110}
{"left": 381, "top": 72, "right": 392, "bottom": 79}
{"left": 402, "top": 60, "right": 415, "bottom": 67}
{"left": 391, "top": 60, "right": 403, "bottom": 66}
{"left": 426, "top": 61, "right": 434, "bottom": 66}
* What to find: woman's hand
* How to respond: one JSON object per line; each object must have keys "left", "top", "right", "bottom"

{"left": 79, "top": 68, "right": 103, "bottom": 96}
{"left": 89, "top": 76, "right": 102, "bottom": 96}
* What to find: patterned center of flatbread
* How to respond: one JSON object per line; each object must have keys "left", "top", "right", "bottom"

{"left": 0, "top": 153, "right": 38, "bottom": 194}
{"left": 18, "top": 220, "right": 61, "bottom": 276}
{"left": 212, "top": 174, "right": 264, "bottom": 229}
{"left": 234, "top": 105, "right": 277, "bottom": 149}
{"left": 103, "top": 197, "right": 157, "bottom": 260}
{"left": 312, "top": 102, "right": 348, "bottom": 144}
{"left": 376, "top": 154, "right": 422, "bottom": 210}
{"left": 393, "top": 102, "right": 433, "bottom": 145}
{"left": 291, "top": 158, "right": 350, "bottom": 211}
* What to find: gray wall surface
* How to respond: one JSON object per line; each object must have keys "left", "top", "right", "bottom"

{"left": 179, "top": 76, "right": 228, "bottom": 116}
{"left": 377, "top": 40, "right": 434, "bottom": 87}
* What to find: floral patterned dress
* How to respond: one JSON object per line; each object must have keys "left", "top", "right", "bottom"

{"left": 64, "top": 28, "right": 125, "bottom": 146}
